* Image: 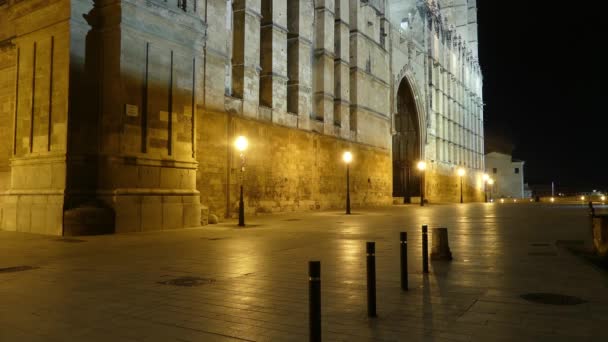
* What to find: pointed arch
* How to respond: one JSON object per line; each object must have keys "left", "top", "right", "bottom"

{"left": 392, "top": 71, "right": 426, "bottom": 201}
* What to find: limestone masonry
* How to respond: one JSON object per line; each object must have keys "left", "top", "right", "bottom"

{"left": 0, "top": 0, "right": 484, "bottom": 235}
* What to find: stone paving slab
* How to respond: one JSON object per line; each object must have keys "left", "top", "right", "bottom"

{"left": 1, "top": 203, "right": 608, "bottom": 341}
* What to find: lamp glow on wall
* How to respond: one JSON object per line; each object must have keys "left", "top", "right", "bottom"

{"left": 482, "top": 173, "right": 489, "bottom": 203}
{"left": 343, "top": 151, "right": 353, "bottom": 214}
{"left": 457, "top": 167, "right": 466, "bottom": 203}
{"left": 417, "top": 161, "right": 426, "bottom": 206}
{"left": 235, "top": 135, "right": 248, "bottom": 227}
{"left": 487, "top": 178, "right": 494, "bottom": 202}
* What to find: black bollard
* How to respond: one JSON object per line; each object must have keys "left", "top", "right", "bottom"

{"left": 422, "top": 225, "right": 429, "bottom": 274}
{"left": 309, "top": 261, "right": 321, "bottom": 342}
{"left": 366, "top": 242, "right": 377, "bottom": 317}
{"left": 400, "top": 232, "right": 408, "bottom": 290}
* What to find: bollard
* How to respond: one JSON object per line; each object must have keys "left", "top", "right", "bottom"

{"left": 400, "top": 232, "right": 408, "bottom": 291}
{"left": 422, "top": 225, "right": 429, "bottom": 274}
{"left": 366, "top": 242, "right": 377, "bottom": 317}
{"left": 309, "top": 261, "right": 321, "bottom": 342}
{"left": 430, "top": 228, "right": 453, "bottom": 260}
{"left": 589, "top": 201, "right": 595, "bottom": 217}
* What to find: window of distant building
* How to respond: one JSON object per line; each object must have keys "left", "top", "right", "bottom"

{"left": 493, "top": 168, "right": 497, "bottom": 174}
{"left": 514, "top": 168, "right": 520, "bottom": 174}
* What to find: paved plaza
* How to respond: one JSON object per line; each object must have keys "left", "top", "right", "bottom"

{"left": 1, "top": 203, "right": 607, "bottom": 341}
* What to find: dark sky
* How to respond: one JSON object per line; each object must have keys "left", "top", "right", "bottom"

{"left": 477, "top": 1, "right": 607, "bottom": 192}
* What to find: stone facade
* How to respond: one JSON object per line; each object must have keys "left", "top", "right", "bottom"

{"left": 0, "top": 0, "right": 484, "bottom": 235}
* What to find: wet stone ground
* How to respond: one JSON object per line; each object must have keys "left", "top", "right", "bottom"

{"left": 1, "top": 203, "right": 607, "bottom": 341}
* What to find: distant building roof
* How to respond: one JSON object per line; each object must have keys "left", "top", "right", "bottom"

{"left": 485, "top": 151, "right": 525, "bottom": 164}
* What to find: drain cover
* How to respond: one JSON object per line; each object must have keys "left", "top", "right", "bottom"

{"left": 204, "top": 237, "right": 227, "bottom": 241}
{"left": 158, "top": 276, "right": 215, "bottom": 287}
{"left": 0, "top": 266, "right": 39, "bottom": 273}
{"left": 55, "top": 238, "right": 86, "bottom": 243}
{"left": 528, "top": 251, "right": 557, "bottom": 256}
{"left": 521, "top": 293, "right": 586, "bottom": 305}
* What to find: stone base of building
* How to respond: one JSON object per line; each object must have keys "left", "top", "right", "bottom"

{"left": 0, "top": 191, "right": 201, "bottom": 236}
{"left": 0, "top": 192, "right": 64, "bottom": 235}
{"left": 101, "top": 191, "right": 201, "bottom": 234}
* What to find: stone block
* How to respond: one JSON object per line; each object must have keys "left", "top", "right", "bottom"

{"left": 182, "top": 203, "right": 201, "bottom": 228}
{"left": 114, "top": 200, "right": 141, "bottom": 233}
{"left": 29, "top": 204, "right": 47, "bottom": 234}
{"left": 16, "top": 203, "right": 32, "bottom": 233}
{"left": 430, "top": 228, "right": 453, "bottom": 261}
{"left": 141, "top": 202, "right": 162, "bottom": 231}
{"left": 139, "top": 166, "right": 160, "bottom": 188}
{"left": 160, "top": 168, "right": 181, "bottom": 189}
{"left": 162, "top": 203, "right": 183, "bottom": 230}
{"left": 45, "top": 204, "right": 63, "bottom": 236}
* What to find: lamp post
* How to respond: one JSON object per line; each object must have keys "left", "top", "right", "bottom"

{"left": 487, "top": 178, "right": 494, "bottom": 202}
{"left": 343, "top": 151, "right": 353, "bottom": 214}
{"left": 482, "top": 173, "right": 489, "bottom": 203}
{"left": 417, "top": 161, "right": 427, "bottom": 207}
{"left": 457, "top": 168, "right": 465, "bottom": 204}
{"left": 235, "top": 136, "right": 248, "bottom": 227}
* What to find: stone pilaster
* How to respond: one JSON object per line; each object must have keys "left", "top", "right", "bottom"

{"left": 232, "top": 0, "right": 261, "bottom": 118}
{"left": 312, "top": 0, "right": 335, "bottom": 135}
{"left": 260, "top": 0, "right": 288, "bottom": 124}
{"left": 334, "top": 0, "right": 350, "bottom": 138}
{"left": 467, "top": 0, "right": 478, "bottom": 60}
{"left": 287, "top": 0, "right": 313, "bottom": 131}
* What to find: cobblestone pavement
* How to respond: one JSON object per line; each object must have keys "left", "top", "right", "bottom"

{"left": 1, "top": 203, "right": 607, "bottom": 341}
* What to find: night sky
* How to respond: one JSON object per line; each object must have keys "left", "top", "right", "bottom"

{"left": 477, "top": 2, "right": 607, "bottom": 192}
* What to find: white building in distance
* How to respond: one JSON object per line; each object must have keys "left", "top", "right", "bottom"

{"left": 485, "top": 152, "right": 526, "bottom": 199}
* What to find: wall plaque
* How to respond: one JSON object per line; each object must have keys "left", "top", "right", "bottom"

{"left": 125, "top": 104, "right": 138, "bottom": 117}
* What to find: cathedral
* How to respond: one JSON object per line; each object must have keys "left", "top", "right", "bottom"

{"left": 0, "top": 0, "right": 484, "bottom": 235}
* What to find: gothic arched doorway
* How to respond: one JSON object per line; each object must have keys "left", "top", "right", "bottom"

{"left": 393, "top": 78, "right": 421, "bottom": 202}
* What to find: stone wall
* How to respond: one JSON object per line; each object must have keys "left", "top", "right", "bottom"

{"left": 0, "top": 0, "right": 70, "bottom": 235}
{"left": 198, "top": 109, "right": 393, "bottom": 219}
{"left": 1, "top": 0, "right": 485, "bottom": 235}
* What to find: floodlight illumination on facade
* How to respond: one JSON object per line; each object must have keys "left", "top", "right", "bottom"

{"left": 235, "top": 136, "right": 248, "bottom": 152}
{"left": 487, "top": 178, "right": 494, "bottom": 185}
{"left": 457, "top": 168, "right": 465, "bottom": 177}
{"left": 602, "top": 195, "right": 607, "bottom": 201}
{"left": 500, "top": 199, "right": 505, "bottom": 203}
{"left": 482, "top": 173, "right": 489, "bottom": 182}
{"left": 343, "top": 151, "right": 353, "bottom": 164}
{"left": 580, "top": 196, "right": 585, "bottom": 201}
{"left": 550, "top": 197, "right": 555, "bottom": 202}
{"left": 417, "top": 161, "right": 427, "bottom": 171}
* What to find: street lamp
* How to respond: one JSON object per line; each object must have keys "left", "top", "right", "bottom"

{"left": 482, "top": 173, "right": 489, "bottom": 203}
{"left": 487, "top": 178, "right": 494, "bottom": 202}
{"left": 235, "top": 135, "right": 248, "bottom": 226}
{"left": 417, "top": 161, "right": 427, "bottom": 207}
{"left": 343, "top": 151, "right": 353, "bottom": 214}
{"left": 457, "top": 167, "right": 466, "bottom": 203}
